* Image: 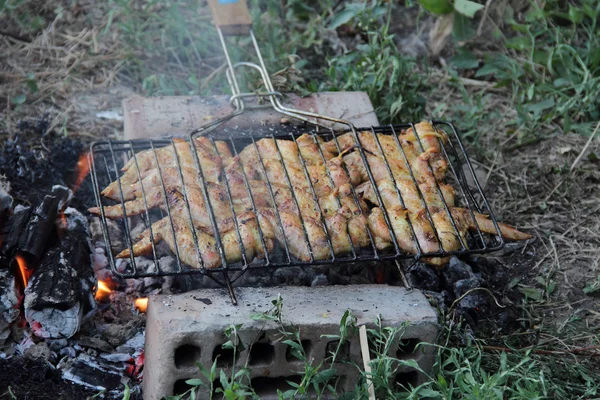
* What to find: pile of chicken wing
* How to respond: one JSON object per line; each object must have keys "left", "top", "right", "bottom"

{"left": 90, "top": 122, "right": 532, "bottom": 269}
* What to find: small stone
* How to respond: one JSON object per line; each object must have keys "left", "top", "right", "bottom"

{"left": 77, "top": 336, "right": 114, "bottom": 353}
{"left": 311, "top": 274, "right": 329, "bottom": 287}
{"left": 47, "top": 338, "right": 68, "bottom": 351}
{"left": 102, "top": 321, "right": 139, "bottom": 347}
{"left": 24, "top": 342, "right": 51, "bottom": 361}
{"left": 60, "top": 346, "right": 77, "bottom": 358}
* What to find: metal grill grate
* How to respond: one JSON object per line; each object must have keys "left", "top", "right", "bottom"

{"left": 89, "top": 121, "right": 504, "bottom": 294}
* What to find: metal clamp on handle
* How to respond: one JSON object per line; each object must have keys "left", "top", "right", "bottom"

{"left": 207, "top": 0, "right": 252, "bottom": 36}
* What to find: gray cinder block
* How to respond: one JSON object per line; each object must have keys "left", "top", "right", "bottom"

{"left": 143, "top": 285, "right": 438, "bottom": 399}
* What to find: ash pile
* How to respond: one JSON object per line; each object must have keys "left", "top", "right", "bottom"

{"left": 0, "top": 123, "right": 145, "bottom": 399}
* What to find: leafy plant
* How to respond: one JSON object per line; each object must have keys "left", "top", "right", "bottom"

{"left": 325, "top": 1, "right": 427, "bottom": 123}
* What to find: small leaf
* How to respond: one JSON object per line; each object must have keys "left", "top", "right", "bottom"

{"left": 185, "top": 379, "right": 204, "bottom": 386}
{"left": 398, "top": 359, "right": 422, "bottom": 371}
{"left": 418, "top": 0, "right": 454, "bottom": 15}
{"left": 519, "top": 286, "right": 543, "bottom": 301}
{"left": 11, "top": 94, "right": 26, "bottom": 105}
{"left": 453, "top": 13, "right": 475, "bottom": 41}
{"left": 526, "top": 97, "right": 555, "bottom": 114}
{"left": 506, "top": 36, "right": 532, "bottom": 50}
{"left": 329, "top": 9, "right": 356, "bottom": 29}
{"left": 450, "top": 50, "right": 479, "bottom": 69}
{"left": 588, "top": 152, "right": 599, "bottom": 162}
{"left": 553, "top": 78, "right": 570, "bottom": 88}
{"left": 454, "top": 0, "right": 484, "bottom": 18}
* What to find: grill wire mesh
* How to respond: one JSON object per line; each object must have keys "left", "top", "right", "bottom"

{"left": 90, "top": 121, "right": 504, "bottom": 288}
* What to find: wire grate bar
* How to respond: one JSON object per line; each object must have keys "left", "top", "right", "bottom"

{"left": 326, "top": 130, "right": 379, "bottom": 258}
{"left": 288, "top": 133, "right": 336, "bottom": 262}
{"left": 129, "top": 140, "right": 161, "bottom": 274}
{"left": 227, "top": 138, "right": 271, "bottom": 265}
{"left": 189, "top": 138, "right": 229, "bottom": 270}
{"left": 249, "top": 136, "right": 293, "bottom": 264}
{"left": 345, "top": 128, "right": 403, "bottom": 257}
{"left": 269, "top": 134, "right": 316, "bottom": 263}
{"left": 309, "top": 132, "right": 357, "bottom": 260}
{"left": 150, "top": 140, "right": 186, "bottom": 273}
{"left": 209, "top": 138, "right": 249, "bottom": 269}
{"left": 406, "top": 122, "right": 466, "bottom": 252}
{"left": 170, "top": 139, "right": 207, "bottom": 272}
{"left": 369, "top": 127, "right": 423, "bottom": 258}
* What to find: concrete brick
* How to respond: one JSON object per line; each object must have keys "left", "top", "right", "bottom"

{"left": 143, "top": 285, "right": 438, "bottom": 399}
{"left": 123, "top": 92, "right": 380, "bottom": 140}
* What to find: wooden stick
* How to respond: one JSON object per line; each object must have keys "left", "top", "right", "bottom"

{"left": 359, "top": 325, "right": 376, "bottom": 400}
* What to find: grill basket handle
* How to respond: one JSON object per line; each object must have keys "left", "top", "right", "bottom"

{"left": 207, "top": 0, "right": 252, "bottom": 35}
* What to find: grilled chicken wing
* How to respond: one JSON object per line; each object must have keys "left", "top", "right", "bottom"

{"left": 368, "top": 205, "right": 533, "bottom": 267}
{"left": 102, "top": 138, "right": 228, "bottom": 201}
{"left": 117, "top": 210, "right": 276, "bottom": 269}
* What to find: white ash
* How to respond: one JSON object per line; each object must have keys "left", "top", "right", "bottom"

{"left": 0, "top": 270, "right": 20, "bottom": 343}
{"left": 61, "top": 353, "right": 128, "bottom": 395}
{"left": 128, "top": 217, "right": 148, "bottom": 241}
{"left": 89, "top": 217, "right": 123, "bottom": 249}
{"left": 13, "top": 204, "right": 29, "bottom": 214}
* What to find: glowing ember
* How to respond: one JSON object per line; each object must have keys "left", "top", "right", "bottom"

{"left": 15, "top": 255, "right": 31, "bottom": 288}
{"left": 95, "top": 280, "right": 112, "bottom": 301}
{"left": 135, "top": 298, "right": 148, "bottom": 313}
{"left": 71, "top": 152, "right": 91, "bottom": 194}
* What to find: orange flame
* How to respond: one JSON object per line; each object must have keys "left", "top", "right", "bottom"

{"left": 135, "top": 297, "right": 148, "bottom": 313}
{"left": 95, "top": 280, "right": 112, "bottom": 301}
{"left": 72, "top": 152, "right": 91, "bottom": 194}
{"left": 15, "top": 255, "right": 31, "bottom": 288}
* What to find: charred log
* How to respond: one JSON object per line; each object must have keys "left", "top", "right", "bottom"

{"left": 1, "top": 186, "right": 70, "bottom": 264}
{"left": 24, "top": 208, "right": 96, "bottom": 339}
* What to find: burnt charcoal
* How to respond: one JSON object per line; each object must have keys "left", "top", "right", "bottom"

{"left": 1, "top": 186, "right": 70, "bottom": 263}
{"left": 24, "top": 208, "right": 96, "bottom": 339}
{"left": 0, "top": 121, "right": 95, "bottom": 209}
{"left": 454, "top": 278, "right": 486, "bottom": 310}
{"left": 406, "top": 263, "right": 440, "bottom": 290}
{"left": 442, "top": 257, "right": 475, "bottom": 286}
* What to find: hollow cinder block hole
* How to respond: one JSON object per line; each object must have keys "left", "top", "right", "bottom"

{"left": 174, "top": 344, "right": 201, "bottom": 368}
{"left": 396, "top": 338, "right": 420, "bottom": 359}
{"left": 173, "top": 378, "right": 194, "bottom": 396}
{"left": 285, "top": 340, "right": 312, "bottom": 362}
{"left": 249, "top": 342, "right": 275, "bottom": 366}
{"left": 395, "top": 370, "right": 419, "bottom": 390}
{"left": 213, "top": 345, "right": 235, "bottom": 368}
{"left": 252, "top": 375, "right": 302, "bottom": 396}
{"left": 325, "top": 340, "right": 351, "bottom": 364}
